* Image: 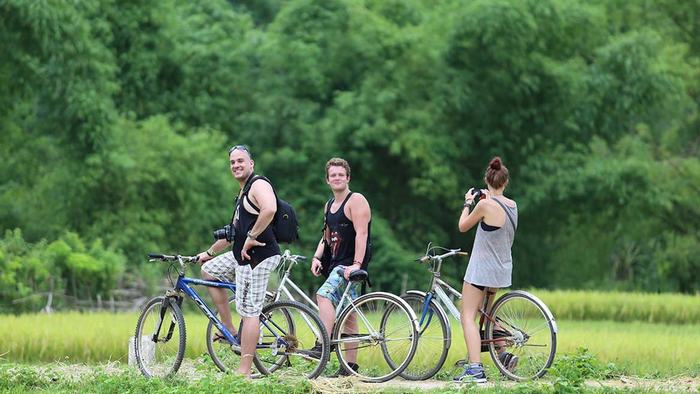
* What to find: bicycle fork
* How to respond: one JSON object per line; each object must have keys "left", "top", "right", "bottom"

{"left": 152, "top": 296, "right": 180, "bottom": 343}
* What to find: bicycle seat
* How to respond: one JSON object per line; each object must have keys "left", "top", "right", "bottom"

{"left": 348, "top": 269, "right": 369, "bottom": 283}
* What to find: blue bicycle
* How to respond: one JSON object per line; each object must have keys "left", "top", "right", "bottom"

{"left": 133, "top": 253, "right": 330, "bottom": 379}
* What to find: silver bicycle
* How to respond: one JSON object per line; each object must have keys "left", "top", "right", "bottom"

{"left": 266, "top": 250, "right": 420, "bottom": 383}
{"left": 400, "top": 243, "right": 558, "bottom": 381}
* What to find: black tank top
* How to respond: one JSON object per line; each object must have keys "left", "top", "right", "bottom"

{"left": 232, "top": 176, "right": 280, "bottom": 269}
{"left": 322, "top": 192, "right": 372, "bottom": 277}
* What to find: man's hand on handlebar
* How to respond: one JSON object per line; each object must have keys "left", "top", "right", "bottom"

{"left": 196, "top": 251, "right": 211, "bottom": 264}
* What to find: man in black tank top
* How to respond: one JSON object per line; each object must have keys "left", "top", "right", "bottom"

{"left": 196, "top": 145, "right": 281, "bottom": 378}
{"left": 310, "top": 158, "right": 372, "bottom": 376}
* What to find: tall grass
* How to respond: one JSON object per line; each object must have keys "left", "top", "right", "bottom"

{"left": 2, "top": 313, "right": 699, "bottom": 377}
{"left": 530, "top": 289, "right": 700, "bottom": 324}
{"left": 442, "top": 320, "right": 700, "bottom": 378}
{"left": 0, "top": 312, "right": 213, "bottom": 363}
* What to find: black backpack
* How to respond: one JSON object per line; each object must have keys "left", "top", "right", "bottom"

{"left": 242, "top": 175, "right": 299, "bottom": 243}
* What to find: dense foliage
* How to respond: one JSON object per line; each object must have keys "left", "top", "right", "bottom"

{"left": 1, "top": 0, "right": 698, "bottom": 310}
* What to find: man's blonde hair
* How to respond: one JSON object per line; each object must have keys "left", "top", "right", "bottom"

{"left": 325, "top": 157, "right": 351, "bottom": 179}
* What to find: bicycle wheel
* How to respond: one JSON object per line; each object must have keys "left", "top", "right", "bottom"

{"left": 206, "top": 292, "right": 284, "bottom": 377}
{"left": 485, "top": 291, "right": 557, "bottom": 381}
{"left": 254, "top": 300, "right": 330, "bottom": 379}
{"left": 134, "top": 296, "right": 186, "bottom": 378}
{"left": 396, "top": 292, "right": 451, "bottom": 380}
{"left": 334, "top": 292, "right": 418, "bottom": 383}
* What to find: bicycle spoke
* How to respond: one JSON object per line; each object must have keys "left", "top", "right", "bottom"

{"left": 335, "top": 293, "right": 417, "bottom": 383}
{"left": 135, "top": 297, "right": 185, "bottom": 378}
{"left": 488, "top": 293, "right": 556, "bottom": 381}
{"left": 254, "top": 301, "right": 329, "bottom": 379}
{"left": 524, "top": 322, "right": 551, "bottom": 336}
{"left": 398, "top": 293, "right": 450, "bottom": 381}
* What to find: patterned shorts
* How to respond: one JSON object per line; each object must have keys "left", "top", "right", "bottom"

{"left": 317, "top": 265, "right": 361, "bottom": 307}
{"left": 202, "top": 252, "right": 281, "bottom": 317}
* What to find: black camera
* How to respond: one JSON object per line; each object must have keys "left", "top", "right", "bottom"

{"left": 467, "top": 187, "right": 485, "bottom": 210}
{"left": 213, "top": 224, "right": 235, "bottom": 242}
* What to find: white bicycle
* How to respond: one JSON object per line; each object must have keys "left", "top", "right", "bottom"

{"left": 266, "top": 250, "right": 420, "bottom": 383}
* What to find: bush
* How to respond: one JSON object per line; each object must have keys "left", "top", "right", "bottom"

{"left": 0, "top": 229, "right": 126, "bottom": 313}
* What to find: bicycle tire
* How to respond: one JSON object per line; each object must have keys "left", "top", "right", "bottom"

{"left": 134, "top": 296, "right": 186, "bottom": 378}
{"left": 334, "top": 292, "right": 418, "bottom": 383}
{"left": 253, "top": 300, "right": 330, "bottom": 379}
{"left": 396, "top": 292, "right": 451, "bottom": 380}
{"left": 485, "top": 291, "right": 557, "bottom": 381}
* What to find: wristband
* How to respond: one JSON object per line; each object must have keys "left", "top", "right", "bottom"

{"left": 313, "top": 255, "right": 322, "bottom": 261}
{"left": 352, "top": 260, "right": 362, "bottom": 266}
{"left": 247, "top": 231, "right": 257, "bottom": 240}
{"left": 206, "top": 248, "right": 215, "bottom": 257}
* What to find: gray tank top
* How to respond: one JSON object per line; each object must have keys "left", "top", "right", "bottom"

{"left": 464, "top": 198, "right": 518, "bottom": 288}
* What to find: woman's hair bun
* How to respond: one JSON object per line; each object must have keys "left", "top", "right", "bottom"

{"left": 489, "top": 157, "right": 502, "bottom": 170}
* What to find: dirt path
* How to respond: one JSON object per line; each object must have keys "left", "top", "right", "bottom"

{"left": 327, "top": 376, "right": 700, "bottom": 393}
{"left": 27, "top": 363, "right": 700, "bottom": 393}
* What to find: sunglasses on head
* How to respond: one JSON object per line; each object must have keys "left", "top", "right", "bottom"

{"left": 228, "top": 145, "right": 251, "bottom": 156}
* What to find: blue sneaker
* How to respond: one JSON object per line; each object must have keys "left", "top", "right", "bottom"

{"left": 454, "top": 363, "right": 487, "bottom": 383}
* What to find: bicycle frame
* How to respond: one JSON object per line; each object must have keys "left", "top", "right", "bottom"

{"left": 150, "top": 255, "right": 289, "bottom": 350}
{"left": 422, "top": 253, "right": 468, "bottom": 323}
{"left": 271, "top": 251, "right": 390, "bottom": 343}
{"left": 273, "top": 261, "right": 319, "bottom": 311}
{"left": 416, "top": 251, "right": 502, "bottom": 341}
{"left": 175, "top": 276, "right": 240, "bottom": 344}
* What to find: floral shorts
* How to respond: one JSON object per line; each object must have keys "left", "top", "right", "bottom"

{"left": 316, "top": 265, "right": 361, "bottom": 307}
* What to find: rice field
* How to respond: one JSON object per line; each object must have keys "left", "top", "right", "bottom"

{"left": 1, "top": 290, "right": 699, "bottom": 378}
{"left": 1, "top": 313, "right": 699, "bottom": 377}
{"left": 533, "top": 289, "right": 700, "bottom": 324}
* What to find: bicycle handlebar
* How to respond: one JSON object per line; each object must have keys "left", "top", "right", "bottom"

{"left": 281, "top": 249, "right": 307, "bottom": 263}
{"left": 147, "top": 253, "right": 199, "bottom": 264}
{"left": 417, "top": 245, "right": 468, "bottom": 263}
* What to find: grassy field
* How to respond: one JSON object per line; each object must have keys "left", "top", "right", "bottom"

{"left": 4, "top": 361, "right": 692, "bottom": 394}
{"left": 443, "top": 320, "right": 700, "bottom": 378}
{"left": 1, "top": 311, "right": 699, "bottom": 378}
{"left": 533, "top": 289, "right": 700, "bottom": 324}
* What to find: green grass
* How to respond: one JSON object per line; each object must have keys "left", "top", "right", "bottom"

{"left": 441, "top": 319, "right": 700, "bottom": 378}
{"left": 0, "top": 363, "right": 314, "bottom": 393}
{"left": 2, "top": 312, "right": 699, "bottom": 378}
{"left": 0, "top": 361, "right": 687, "bottom": 393}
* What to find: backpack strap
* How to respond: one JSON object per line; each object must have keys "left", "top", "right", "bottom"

{"left": 230, "top": 175, "right": 260, "bottom": 223}
{"left": 242, "top": 175, "right": 275, "bottom": 213}
{"left": 325, "top": 198, "right": 334, "bottom": 214}
{"left": 322, "top": 197, "right": 334, "bottom": 232}
{"left": 491, "top": 198, "right": 517, "bottom": 230}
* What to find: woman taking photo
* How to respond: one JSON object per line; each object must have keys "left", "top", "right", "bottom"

{"left": 454, "top": 156, "right": 518, "bottom": 383}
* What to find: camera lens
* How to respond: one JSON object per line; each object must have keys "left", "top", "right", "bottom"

{"left": 213, "top": 228, "right": 226, "bottom": 240}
